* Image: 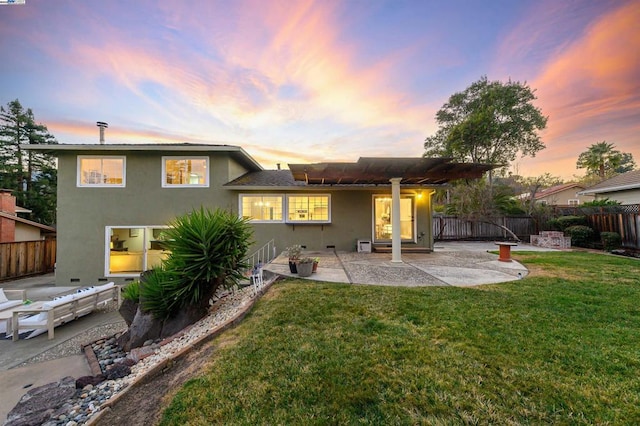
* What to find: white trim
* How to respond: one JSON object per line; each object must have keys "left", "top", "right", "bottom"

{"left": 104, "top": 226, "right": 169, "bottom": 277}
{"left": 371, "top": 193, "right": 416, "bottom": 244}
{"left": 579, "top": 182, "right": 640, "bottom": 195}
{"left": 161, "top": 156, "right": 210, "bottom": 188}
{"left": 285, "top": 194, "right": 332, "bottom": 224}
{"left": 239, "top": 194, "right": 285, "bottom": 223}
{"left": 77, "top": 155, "right": 126, "bottom": 187}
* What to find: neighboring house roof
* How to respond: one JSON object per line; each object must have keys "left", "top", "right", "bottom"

{"left": 21, "top": 143, "right": 264, "bottom": 172}
{"left": 579, "top": 169, "right": 640, "bottom": 195}
{"left": 0, "top": 211, "right": 56, "bottom": 233}
{"left": 535, "top": 183, "right": 585, "bottom": 200}
{"left": 15, "top": 206, "right": 32, "bottom": 214}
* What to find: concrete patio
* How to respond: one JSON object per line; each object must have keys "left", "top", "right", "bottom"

{"left": 265, "top": 241, "right": 558, "bottom": 287}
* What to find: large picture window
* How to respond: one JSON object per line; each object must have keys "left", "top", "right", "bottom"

{"left": 78, "top": 156, "right": 125, "bottom": 187}
{"left": 106, "top": 226, "right": 169, "bottom": 276}
{"left": 240, "top": 195, "right": 283, "bottom": 222}
{"left": 286, "top": 195, "right": 330, "bottom": 223}
{"left": 162, "top": 157, "right": 209, "bottom": 187}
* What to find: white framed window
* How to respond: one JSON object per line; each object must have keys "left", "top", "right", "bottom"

{"left": 568, "top": 199, "right": 580, "bottom": 206}
{"left": 77, "top": 156, "right": 125, "bottom": 187}
{"left": 286, "top": 194, "right": 331, "bottom": 223}
{"left": 162, "top": 156, "right": 209, "bottom": 187}
{"left": 240, "top": 194, "right": 284, "bottom": 222}
{"left": 105, "top": 226, "right": 170, "bottom": 276}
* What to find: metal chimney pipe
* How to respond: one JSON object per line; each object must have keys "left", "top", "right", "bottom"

{"left": 96, "top": 121, "right": 108, "bottom": 144}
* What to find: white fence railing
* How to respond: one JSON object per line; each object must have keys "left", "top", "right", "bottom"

{"left": 244, "top": 239, "right": 276, "bottom": 271}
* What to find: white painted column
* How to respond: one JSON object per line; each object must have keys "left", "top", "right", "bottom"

{"left": 390, "top": 177, "right": 402, "bottom": 263}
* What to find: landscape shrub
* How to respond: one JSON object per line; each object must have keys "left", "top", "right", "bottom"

{"left": 556, "top": 215, "right": 588, "bottom": 230}
{"left": 121, "top": 280, "right": 140, "bottom": 302}
{"left": 565, "top": 225, "right": 595, "bottom": 247}
{"left": 600, "top": 232, "right": 622, "bottom": 251}
{"left": 140, "top": 208, "right": 253, "bottom": 320}
{"left": 545, "top": 218, "right": 562, "bottom": 231}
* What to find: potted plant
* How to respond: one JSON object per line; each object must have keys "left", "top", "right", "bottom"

{"left": 312, "top": 257, "right": 319, "bottom": 273}
{"left": 297, "top": 257, "right": 314, "bottom": 277}
{"left": 285, "top": 244, "right": 303, "bottom": 273}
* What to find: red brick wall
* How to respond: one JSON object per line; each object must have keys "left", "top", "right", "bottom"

{"left": 0, "top": 190, "right": 16, "bottom": 242}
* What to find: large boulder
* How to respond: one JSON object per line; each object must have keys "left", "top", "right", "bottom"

{"left": 5, "top": 376, "right": 76, "bottom": 426}
{"left": 118, "top": 303, "right": 209, "bottom": 351}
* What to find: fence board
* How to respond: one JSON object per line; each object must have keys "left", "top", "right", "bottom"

{"left": 0, "top": 239, "right": 56, "bottom": 281}
{"left": 433, "top": 216, "right": 536, "bottom": 241}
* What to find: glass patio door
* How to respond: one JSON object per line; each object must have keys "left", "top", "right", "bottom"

{"left": 373, "top": 195, "right": 414, "bottom": 242}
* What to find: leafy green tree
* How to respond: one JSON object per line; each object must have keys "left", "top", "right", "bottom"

{"left": 424, "top": 76, "right": 547, "bottom": 172}
{"left": 576, "top": 141, "right": 636, "bottom": 181}
{"left": 0, "top": 99, "right": 58, "bottom": 225}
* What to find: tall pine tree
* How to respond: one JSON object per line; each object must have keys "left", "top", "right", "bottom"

{"left": 0, "top": 99, "right": 58, "bottom": 225}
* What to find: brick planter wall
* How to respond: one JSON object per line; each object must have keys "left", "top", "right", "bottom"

{"left": 530, "top": 231, "right": 571, "bottom": 249}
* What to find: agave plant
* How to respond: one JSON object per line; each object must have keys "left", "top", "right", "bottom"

{"left": 157, "top": 207, "right": 253, "bottom": 317}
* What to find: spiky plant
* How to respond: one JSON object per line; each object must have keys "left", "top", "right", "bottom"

{"left": 121, "top": 280, "right": 141, "bottom": 302}
{"left": 158, "top": 207, "right": 253, "bottom": 317}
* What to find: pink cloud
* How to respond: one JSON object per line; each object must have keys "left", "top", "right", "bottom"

{"left": 518, "top": 1, "right": 640, "bottom": 179}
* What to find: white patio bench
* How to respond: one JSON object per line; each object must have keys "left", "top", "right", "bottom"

{"left": 11, "top": 282, "right": 119, "bottom": 341}
{"left": 0, "top": 288, "right": 26, "bottom": 312}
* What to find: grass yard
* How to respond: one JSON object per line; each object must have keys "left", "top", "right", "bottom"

{"left": 160, "top": 252, "right": 640, "bottom": 425}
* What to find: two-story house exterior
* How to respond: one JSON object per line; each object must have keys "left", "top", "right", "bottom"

{"left": 24, "top": 143, "right": 491, "bottom": 286}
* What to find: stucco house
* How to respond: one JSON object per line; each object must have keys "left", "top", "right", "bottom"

{"left": 0, "top": 190, "right": 56, "bottom": 243}
{"left": 579, "top": 170, "right": 640, "bottom": 205}
{"left": 23, "top": 143, "right": 491, "bottom": 286}
{"left": 533, "top": 183, "right": 593, "bottom": 206}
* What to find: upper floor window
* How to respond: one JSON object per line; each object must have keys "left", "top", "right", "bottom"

{"left": 287, "top": 195, "right": 330, "bottom": 223}
{"left": 162, "top": 157, "right": 209, "bottom": 187}
{"left": 240, "top": 195, "right": 283, "bottom": 222}
{"left": 568, "top": 199, "right": 580, "bottom": 206}
{"left": 78, "top": 156, "right": 125, "bottom": 187}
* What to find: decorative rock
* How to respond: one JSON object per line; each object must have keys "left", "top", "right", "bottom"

{"left": 4, "top": 376, "right": 76, "bottom": 426}
{"left": 105, "top": 363, "right": 131, "bottom": 380}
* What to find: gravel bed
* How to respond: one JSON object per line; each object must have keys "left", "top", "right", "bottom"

{"left": 28, "top": 286, "right": 256, "bottom": 426}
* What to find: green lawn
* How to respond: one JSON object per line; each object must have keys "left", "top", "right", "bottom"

{"left": 160, "top": 252, "right": 640, "bottom": 425}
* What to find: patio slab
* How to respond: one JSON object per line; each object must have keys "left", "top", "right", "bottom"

{"left": 264, "top": 241, "right": 558, "bottom": 287}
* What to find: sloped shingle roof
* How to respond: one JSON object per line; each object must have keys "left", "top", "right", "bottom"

{"left": 535, "top": 183, "right": 584, "bottom": 200}
{"left": 580, "top": 169, "right": 640, "bottom": 194}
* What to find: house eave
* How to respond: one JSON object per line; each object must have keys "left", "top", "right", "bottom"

{"left": 579, "top": 183, "right": 640, "bottom": 195}
{"left": 20, "top": 143, "right": 264, "bottom": 171}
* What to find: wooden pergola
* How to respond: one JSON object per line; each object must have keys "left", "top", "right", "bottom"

{"left": 289, "top": 157, "right": 494, "bottom": 262}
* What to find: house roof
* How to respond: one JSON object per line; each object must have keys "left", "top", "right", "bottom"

{"left": 20, "top": 143, "right": 264, "bottom": 171}
{"left": 225, "top": 170, "right": 306, "bottom": 188}
{"left": 535, "top": 182, "right": 584, "bottom": 200}
{"left": 226, "top": 157, "right": 494, "bottom": 188}
{"left": 580, "top": 169, "right": 640, "bottom": 195}
{"left": 0, "top": 212, "right": 56, "bottom": 233}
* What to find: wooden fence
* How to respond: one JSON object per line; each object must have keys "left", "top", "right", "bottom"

{"left": 555, "top": 205, "right": 640, "bottom": 250}
{"left": 0, "top": 239, "right": 56, "bottom": 281}
{"left": 433, "top": 216, "right": 536, "bottom": 241}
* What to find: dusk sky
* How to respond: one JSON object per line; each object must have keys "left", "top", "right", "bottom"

{"left": 1, "top": 0, "right": 638, "bottom": 180}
